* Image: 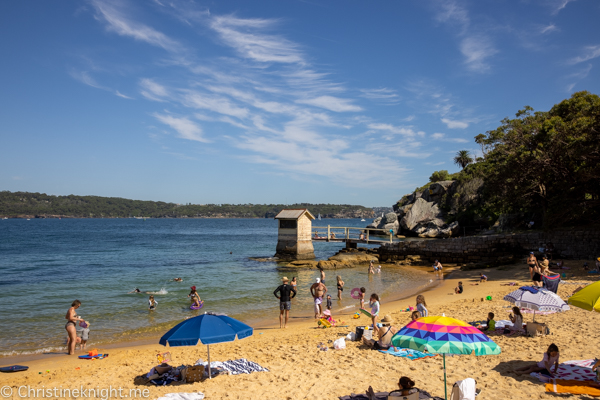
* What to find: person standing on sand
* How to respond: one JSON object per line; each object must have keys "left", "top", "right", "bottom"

{"left": 65, "top": 300, "right": 84, "bottom": 355}
{"left": 310, "top": 278, "right": 327, "bottom": 319}
{"left": 527, "top": 252, "right": 538, "bottom": 280}
{"left": 273, "top": 277, "right": 297, "bottom": 329}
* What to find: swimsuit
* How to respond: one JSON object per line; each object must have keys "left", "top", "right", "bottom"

{"left": 337, "top": 284, "right": 343, "bottom": 291}
{"left": 65, "top": 321, "right": 76, "bottom": 329}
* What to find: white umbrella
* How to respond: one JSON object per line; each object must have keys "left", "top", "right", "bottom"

{"left": 504, "top": 286, "right": 569, "bottom": 321}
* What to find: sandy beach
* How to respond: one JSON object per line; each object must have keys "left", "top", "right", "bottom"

{"left": 1, "top": 259, "right": 598, "bottom": 400}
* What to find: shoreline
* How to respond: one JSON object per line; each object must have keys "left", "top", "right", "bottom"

{"left": 3, "top": 260, "right": 597, "bottom": 400}
{"left": 0, "top": 264, "right": 450, "bottom": 363}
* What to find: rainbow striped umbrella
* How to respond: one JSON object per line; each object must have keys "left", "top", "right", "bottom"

{"left": 391, "top": 316, "right": 501, "bottom": 399}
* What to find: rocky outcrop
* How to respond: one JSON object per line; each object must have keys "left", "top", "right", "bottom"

{"left": 367, "top": 212, "right": 400, "bottom": 235}
{"left": 385, "top": 181, "right": 459, "bottom": 238}
{"left": 279, "top": 248, "right": 379, "bottom": 270}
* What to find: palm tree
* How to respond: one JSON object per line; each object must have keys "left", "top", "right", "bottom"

{"left": 454, "top": 150, "right": 473, "bottom": 169}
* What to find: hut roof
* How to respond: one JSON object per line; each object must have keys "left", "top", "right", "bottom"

{"left": 274, "top": 209, "right": 315, "bottom": 220}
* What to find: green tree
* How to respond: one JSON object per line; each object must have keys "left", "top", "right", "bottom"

{"left": 453, "top": 150, "right": 473, "bottom": 169}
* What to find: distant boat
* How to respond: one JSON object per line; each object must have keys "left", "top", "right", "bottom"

{"left": 318, "top": 213, "right": 321, "bottom": 220}
{"left": 2, "top": 217, "right": 7, "bottom": 220}
{"left": 361, "top": 219, "right": 366, "bottom": 222}
{"left": 27, "top": 219, "right": 30, "bottom": 221}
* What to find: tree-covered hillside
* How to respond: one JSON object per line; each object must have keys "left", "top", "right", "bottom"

{"left": 0, "top": 191, "right": 374, "bottom": 219}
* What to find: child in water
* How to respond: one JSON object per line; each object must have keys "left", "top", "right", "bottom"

{"left": 148, "top": 295, "right": 158, "bottom": 311}
{"left": 326, "top": 294, "right": 332, "bottom": 310}
{"left": 515, "top": 343, "right": 560, "bottom": 377}
{"left": 76, "top": 318, "right": 90, "bottom": 350}
{"left": 359, "top": 287, "right": 366, "bottom": 309}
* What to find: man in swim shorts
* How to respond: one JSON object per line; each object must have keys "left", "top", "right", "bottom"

{"left": 310, "top": 278, "right": 327, "bottom": 319}
{"left": 273, "top": 277, "right": 297, "bottom": 329}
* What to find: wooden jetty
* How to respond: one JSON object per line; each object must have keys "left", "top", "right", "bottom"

{"left": 312, "top": 225, "right": 394, "bottom": 247}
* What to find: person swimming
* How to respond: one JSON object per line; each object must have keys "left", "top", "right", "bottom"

{"left": 129, "top": 288, "right": 142, "bottom": 293}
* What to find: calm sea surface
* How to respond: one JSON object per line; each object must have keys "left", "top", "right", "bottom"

{"left": 0, "top": 218, "right": 434, "bottom": 356}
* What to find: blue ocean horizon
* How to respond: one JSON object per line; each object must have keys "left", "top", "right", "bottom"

{"left": 0, "top": 218, "right": 433, "bottom": 356}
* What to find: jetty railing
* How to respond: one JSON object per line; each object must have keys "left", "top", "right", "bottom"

{"left": 312, "top": 226, "right": 394, "bottom": 244}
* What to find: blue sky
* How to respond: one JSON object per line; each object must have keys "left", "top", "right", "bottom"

{"left": 1, "top": 0, "right": 599, "bottom": 207}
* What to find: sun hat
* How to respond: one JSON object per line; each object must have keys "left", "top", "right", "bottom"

{"left": 316, "top": 278, "right": 320, "bottom": 283}
{"left": 191, "top": 286, "right": 196, "bottom": 291}
{"left": 381, "top": 315, "right": 394, "bottom": 325}
{"left": 323, "top": 310, "right": 331, "bottom": 316}
{"left": 282, "top": 277, "right": 289, "bottom": 282}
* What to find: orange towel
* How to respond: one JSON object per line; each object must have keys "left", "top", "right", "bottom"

{"left": 545, "top": 380, "right": 600, "bottom": 397}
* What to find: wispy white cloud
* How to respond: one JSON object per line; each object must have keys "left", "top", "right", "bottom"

{"left": 367, "top": 123, "right": 423, "bottom": 138}
{"left": 441, "top": 118, "right": 469, "bottom": 129}
{"left": 153, "top": 113, "right": 209, "bottom": 143}
{"left": 551, "top": 0, "right": 576, "bottom": 15}
{"left": 210, "top": 16, "right": 304, "bottom": 64}
{"left": 297, "top": 96, "right": 362, "bottom": 112}
{"left": 459, "top": 36, "right": 498, "bottom": 73}
{"left": 430, "top": 0, "right": 497, "bottom": 73}
{"left": 569, "top": 45, "right": 600, "bottom": 65}
{"left": 180, "top": 89, "right": 250, "bottom": 119}
{"left": 359, "top": 88, "right": 400, "bottom": 103}
{"left": 115, "top": 90, "right": 134, "bottom": 99}
{"left": 431, "top": 132, "right": 469, "bottom": 143}
{"left": 140, "top": 78, "right": 169, "bottom": 101}
{"left": 565, "top": 63, "right": 593, "bottom": 92}
{"left": 90, "top": 0, "right": 182, "bottom": 52}
{"left": 540, "top": 24, "right": 558, "bottom": 34}
{"left": 70, "top": 70, "right": 105, "bottom": 89}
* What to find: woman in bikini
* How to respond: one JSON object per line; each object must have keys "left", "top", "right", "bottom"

{"left": 65, "top": 300, "right": 83, "bottom": 355}
{"left": 362, "top": 315, "right": 397, "bottom": 350}
{"left": 527, "top": 252, "right": 538, "bottom": 280}
{"left": 188, "top": 286, "right": 202, "bottom": 308}
{"left": 336, "top": 275, "right": 344, "bottom": 300}
{"left": 290, "top": 277, "right": 298, "bottom": 294}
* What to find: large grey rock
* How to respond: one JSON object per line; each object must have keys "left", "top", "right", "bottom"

{"left": 395, "top": 204, "right": 412, "bottom": 219}
{"left": 381, "top": 221, "right": 400, "bottom": 235}
{"left": 367, "top": 217, "right": 382, "bottom": 229}
{"left": 382, "top": 212, "right": 398, "bottom": 224}
{"left": 400, "top": 198, "right": 443, "bottom": 231}
{"left": 421, "top": 181, "right": 456, "bottom": 204}
{"left": 415, "top": 220, "right": 459, "bottom": 238}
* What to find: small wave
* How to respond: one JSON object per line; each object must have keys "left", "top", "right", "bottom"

{"left": 147, "top": 287, "right": 168, "bottom": 295}
{"left": 338, "top": 305, "right": 356, "bottom": 311}
{"left": 0, "top": 346, "right": 64, "bottom": 357}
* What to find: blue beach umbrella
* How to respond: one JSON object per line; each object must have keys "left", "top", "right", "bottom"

{"left": 159, "top": 312, "right": 253, "bottom": 379}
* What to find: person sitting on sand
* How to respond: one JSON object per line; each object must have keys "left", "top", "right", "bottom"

{"left": 366, "top": 376, "right": 418, "bottom": 400}
{"left": 485, "top": 312, "right": 495, "bottom": 331}
{"left": 416, "top": 295, "right": 428, "bottom": 317}
{"left": 362, "top": 315, "right": 398, "bottom": 350}
{"left": 411, "top": 310, "right": 421, "bottom": 321}
{"left": 480, "top": 273, "right": 487, "bottom": 282}
{"left": 515, "top": 343, "right": 559, "bottom": 377}
{"left": 455, "top": 281, "right": 463, "bottom": 294}
{"left": 507, "top": 306, "right": 524, "bottom": 334}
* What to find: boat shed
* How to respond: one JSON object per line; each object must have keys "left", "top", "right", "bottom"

{"left": 274, "top": 209, "right": 315, "bottom": 260}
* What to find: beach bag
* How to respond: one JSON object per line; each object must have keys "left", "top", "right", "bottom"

{"left": 346, "top": 332, "right": 356, "bottom": 341}
{"left": 355, "top": 326, "right": 365, "bottom": 340}
{"left": 333, "top": 338, "right": 346, "bottom": 350}
{"left": 184, "top": 365, "right": 204, "bottom": 383}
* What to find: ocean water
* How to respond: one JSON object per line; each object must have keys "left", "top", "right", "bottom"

{"left": 0, "top": 218, "right": 433, "bottom": 356}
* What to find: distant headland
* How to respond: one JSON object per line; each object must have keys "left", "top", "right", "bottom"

{"left": 0, "top": 191, "right": 378, "bottom": 219}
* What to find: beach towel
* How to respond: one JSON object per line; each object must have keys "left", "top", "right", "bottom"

{"left": 157, "top": 393, "right": 205, "bottom": 400}
{"left": 542, "top": 274, "right": 561, "bottom": 293}
{"left": 339, "top": 389, "right": 443, "bottom": 400}
{"left": 379, "top": 348, "right": 438, "bottom": 361}
{"left": 545, "top": 380, "right": 600, "bottom": 397}
{"left": 198, "top": 358, "right": 269, "bottom": 376}
{"left": 553, "top": 359, "right": 597, "bottom": 381}
{"left": 520, "top": 286, "right": 539, "bottom": 294}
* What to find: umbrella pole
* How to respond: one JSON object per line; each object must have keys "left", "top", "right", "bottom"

{"left": 443, "top": 353, "right": 447, "bottom": 400}
{"left": 207, "top": 345, "right": 211, "bottom": 380}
